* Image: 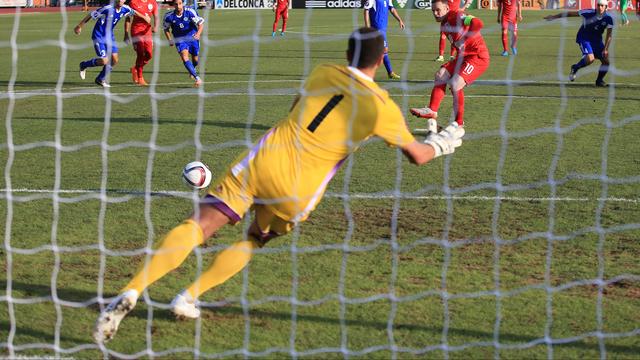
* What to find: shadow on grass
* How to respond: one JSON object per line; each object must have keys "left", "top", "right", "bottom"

{"left": 2, "top": 280, "right": 638, "bottom": 355}
{"left": 14, "top": 116, "right": 271, "bottom": 130}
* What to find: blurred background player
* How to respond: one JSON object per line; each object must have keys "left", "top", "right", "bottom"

{"left": 497, "top": 0, "right": 522, "bottom": 56}
{"left": 125, "top": 0, "right": 158, "bottom": 86}
{"left": 435, "top": 0, "right": 472, "bottom": 62}
{"left": 619, "top": 0, "right": 629, "bottom": 25}
{"left": 363, "top": 0, "right": 405, "bottom": 79}
{"left": 410, "top": 0, "right": 490, "bottom": 130}
{"left": 91, "top": 27, "right": 466, "bottom": 344}
{"left": 163, "top": 0, "right": 204, "bottom": 87}
{"left": 272, "top": 0, "right": 289, "bottom": 37}
{"left": 545, "top": 0, "right": 613, "bottom": 87}
{"left": 74, "top": 0, "right": 150, "bottom": 88}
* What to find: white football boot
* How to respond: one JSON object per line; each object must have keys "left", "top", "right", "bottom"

{"left": 410, "top": 106, "right": 438, "bottom": 119}
{"left": 171, "top": 292, "right": 201, "bottom": 319}
{"left": 92, "top": 289, "right": 138, "bottom": 343}
{"left": 79, "top": 63, "right": 86, "bottom": 80}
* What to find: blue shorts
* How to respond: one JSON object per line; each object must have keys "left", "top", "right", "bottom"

{"left": 176, "top": 40, "right": 200, "bottom": 56}
{"left": 577, "top": 39, "right": 604, "bottom": 60}
{"left": 93, "top": 38, "right": 118, "bottom": 58}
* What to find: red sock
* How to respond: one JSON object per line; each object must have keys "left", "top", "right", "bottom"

{"left": 282, "top": 18, "right": 287, "bottom": 32}
{"left": 429, "top": 84, "right": 446, "bottom": 112}
{"left": 502, "top": 31, "right": 508, "bottom": 51}
{"left": 511, "top": 30, "right": 518, "bottom": 49}
{"left": 451, "top": 88, "right": 465, "bottom": 126}
{"left": 438, "top": 32, "right": 446, "bottom": 56}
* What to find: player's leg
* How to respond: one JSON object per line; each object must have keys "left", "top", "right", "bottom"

{"left": 620, "top": 0, "right": 629, "bottom": 25}
{"left": 380, "top": 31, "right": 399, "bottom": 79}
{"left": 410, "top": 66, "right": 451, "bottom": 120}
{"left": 190, "top": 43, "right": 202, "bottom": 87}
{"left": 173, "top": 205, "right": 293, "bottom": 318}
{"left": 281, "top": 9, "right": 288, "bottom": 35}
{"left": 449, "top": 56, "right": 489, "bottom": 126}
{"left": 501, "top": 20, "right": 509, "bottom": 56}
{"left": 570, "top": 41, "right": 595, "bottom": 81}
{"left": 131, "top": 41, "right": 142, "bottom": 84}
{"left": 272, "top": 10, "right": 281, "bottom": 36}
{"left": 436, "top": 32, "right": 446, "bottom": 62}
{"left": 92, "top": 204, "right": 231, "bottom": 343}
{"left": 95, "top": 48, "right": 118, "bottom": 87}
{"left": 80, "top": 42, "right": 109, "bottom": 80}
{"left": 510, "top": 22, "right": 518, "bottom": 55}
{"left": 594, "top": 42, "right": 608, "bottom": 86}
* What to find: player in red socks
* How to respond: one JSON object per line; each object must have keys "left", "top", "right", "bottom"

{"left": 412, "top": 0, "right": 489, "bottom": 131}
{"left": 125, "top": 0, "right": 158, "bottom": 86}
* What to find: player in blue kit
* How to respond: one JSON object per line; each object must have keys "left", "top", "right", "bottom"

{"left": 163, "top": 0, "right": 205, "bottom": 88}
{"left": 545, "top": 0, "right": 613, "bottom": 87}
{"left": 363, "top": 0, "right": 405, "bottom": 80}
{"left": 74, "top": 0, "right": 151, "bottom": 88}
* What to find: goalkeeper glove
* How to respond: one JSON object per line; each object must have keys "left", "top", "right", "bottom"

{"left": 424, "top": 122, "right": 465, "bottom": 158}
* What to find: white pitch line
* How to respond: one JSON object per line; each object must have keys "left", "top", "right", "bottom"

{"left": 1, "top": 188, "right": 638, "bottom": 203}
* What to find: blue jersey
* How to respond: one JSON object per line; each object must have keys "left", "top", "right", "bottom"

{"left": 576, "top": 9, "right": 613, "bottom": 42}
{"left": 163, "top": 7, "right": 204, "bottom": 42}
{"left": 90, "top": 5, "right": 136, "bottom": 41}
{"left": 364, "top": 0, "right": 393, "bottom": 31}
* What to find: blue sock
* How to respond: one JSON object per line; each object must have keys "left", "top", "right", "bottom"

{"left": 383, "top": 53, "right": 392, "bottom": 74}
{"left": 192, "top": 60, "right": 198, "bottom": 67}
{"left": 183, "top": 60, "right": 198, "bottom": 79}
{"left": 96, "top": 64, "right": 112, "bottom": 82}
{"left": 596, "top": 64, "right": 608, "bottom": 82}
{"left": 81, "top": 58, "right": 100, "bottom": 69}
{"left": 574, "top": 57, "right": 588, "bottom": 70}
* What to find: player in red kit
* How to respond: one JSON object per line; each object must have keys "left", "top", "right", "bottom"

{"left": 411, "top": 0, "right": 489, "bottom": 131}
{"left": 125, "top": 0, "right": 158, "bottom": 86}
{"left": 272, "top": 0, "right": 289, "bottom": 37}
{"left": 435, "top": 0, "right": 471, "bottom": 62}
{"left": 497, "top": 0, "right": 521, "bottom": 56}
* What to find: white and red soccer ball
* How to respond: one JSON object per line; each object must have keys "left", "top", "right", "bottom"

{"left": 182, "top": 161, "right": 212, "bottom": 190}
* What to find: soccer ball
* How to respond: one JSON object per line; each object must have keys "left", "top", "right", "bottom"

{"left": 182, "top": 161, "right": 212, "bottom": 190}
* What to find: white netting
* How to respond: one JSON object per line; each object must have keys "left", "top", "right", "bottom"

{"left": 1, "top": 4, "right": 639, "bottom": 359}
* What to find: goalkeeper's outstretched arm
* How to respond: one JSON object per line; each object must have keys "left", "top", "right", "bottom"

{"left": 402, "top": 122, "right": 465, "bottom": 165}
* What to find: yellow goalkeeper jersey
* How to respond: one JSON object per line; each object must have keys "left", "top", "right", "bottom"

{"left": 209, "top": 64, "right": 416, "bottom": 223}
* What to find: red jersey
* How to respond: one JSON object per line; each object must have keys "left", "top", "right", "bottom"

{"left": 448, "top": 0, "right": 461, "bottom": 11}
{"left": 130, "top": 0, "right": 157, "bottom": 36}
{"left": 441, "top": 10, "right": 489, "bottom": 59}
{"left": 275, "top": 0, "right": 288, "bottom": 10}
{"left": 499, "top": 0, "right": 518, "bottom": 22}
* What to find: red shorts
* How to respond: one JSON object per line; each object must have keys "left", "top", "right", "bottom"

{"left": 132, "top": 34, "right": 153, "bottom": 54}
{"left": 443, "top": 55, "right": 489, "bottom": 85}
{"left": 501, "top": 17, "right": 518, "bottom": 31}
{"left": 275, "top": 7, "right": 288, "bottom": 19}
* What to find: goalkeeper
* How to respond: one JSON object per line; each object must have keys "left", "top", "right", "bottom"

{"left": 92, "top": 27, "right": 466, "bottom": 344}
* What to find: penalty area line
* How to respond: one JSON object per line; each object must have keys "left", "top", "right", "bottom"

{"left": 1, "top": 188, "right": 638, "bottom": 204}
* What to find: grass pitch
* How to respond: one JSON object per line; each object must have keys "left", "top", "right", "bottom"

{"left": 1, "top": 7, "right": 639, "bottom": 358}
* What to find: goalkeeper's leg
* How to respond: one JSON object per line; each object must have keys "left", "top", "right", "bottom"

{"left": 172, "top": 206, "right": 291, "bottom": 318}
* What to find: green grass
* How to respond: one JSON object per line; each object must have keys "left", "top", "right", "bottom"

{"left": 1, "top": 7, "right": 639, "bottom": 358}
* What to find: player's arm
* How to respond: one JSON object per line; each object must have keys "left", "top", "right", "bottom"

{"left": 544, "top": 11, "right": 579, "bottom": 20}
{"left": 602, "top": 27, "right": 612, "bottom": 58}
{"left": 517, "top": 0, "right": 522, "bottom": 21}
{"left": 390, "top": 8, "right": 405, "bottom": 29}
{"left": 152, "top": 7, "right": 159, "bottom": 33}
{"left": 74, "top": 13, "right": 93, "bottom": 35}
{"left": 132, "top": 9, "right": 151, "bottom": 24}
{"left": 363, "top": 8, "right": 371, "bottom": 27}
{"left": 163, "top": 22, "right": 174, "bottom": 46}
{"left": 124, "top": 17, "right": 132, "bottom": 44}
{"left": 401, "top": 123, "right": 465, "bottom": 165}
{"left": 455, "top": 15, "right": 483, "bottom": 49}
{"left": 496, "top": 0, "right": 502, "bottom": 22}
{"left": 462, "top": 0, "right": 472, "bottom": 10}
{"left": 273, "top": 0, "right": 276, "bottom": 11}
{"left": 193, "top": 22, "right": 204, "bottom": 40}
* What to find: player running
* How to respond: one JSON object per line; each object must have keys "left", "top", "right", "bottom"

{"left": 410, "top": 0, "right": 490, "bottom": 131}
{"left": 364, "top": 0, "right": 405, "bottom": 79}
{"left": 125, "top": 0, "right": 158, "bottom": 86}
{"left": 497, "top": 0, "right": 522, "bottom": 56}
{"left": 435, "top": 0, "right": 472, "bottom": 62}
{"left": 74, "top": 0, "right": 151, "bottom": 88}
{"left": 272, "top": 0, "right": 289, "bottom": 37}
{"left": 163, "top": 0, "right": 204, "bottom": 88}
{"left": 91, "top": 27, "right": 466, "bottom": 344}
{"left": 545, "top": 0, "right": 613, "bottom": 87}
